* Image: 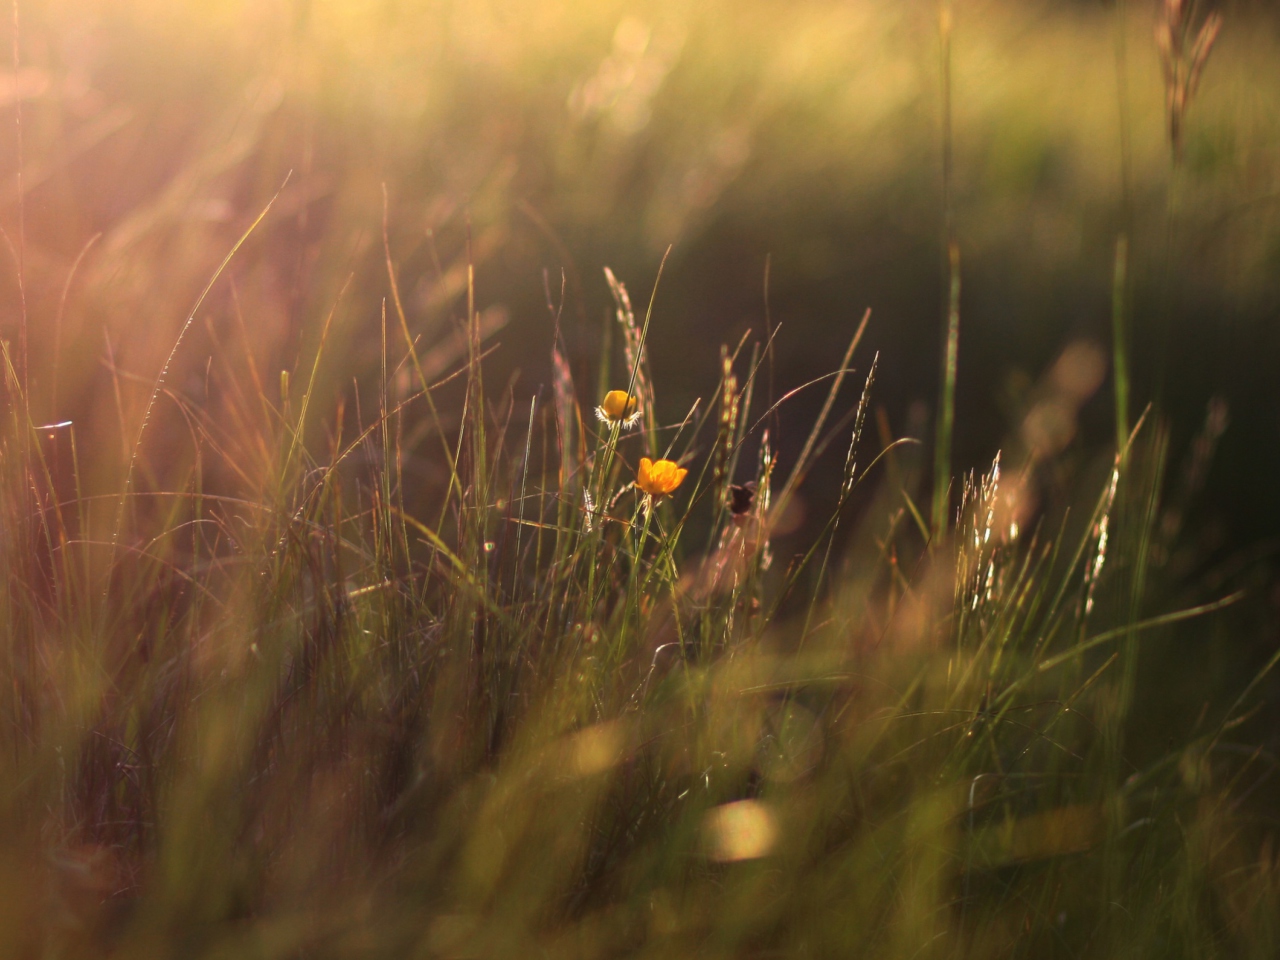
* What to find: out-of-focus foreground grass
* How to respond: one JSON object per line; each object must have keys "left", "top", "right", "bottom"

{"left": 0, "top": 0, "right": 1278, "bottom": 957}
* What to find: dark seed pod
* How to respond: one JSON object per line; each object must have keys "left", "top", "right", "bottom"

{"left": 728, "top": 481, "right": 757, "bottom": 518}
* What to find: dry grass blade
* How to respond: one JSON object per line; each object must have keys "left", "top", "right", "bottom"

{"left": 110, "top": 175, "right": 290, "bottom": 556}
{"left": 771, "top": 306, "right": 871, "bottom": 527}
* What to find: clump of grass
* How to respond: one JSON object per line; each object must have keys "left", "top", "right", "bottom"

{"left": 0, "top": 220, "right": 1273, "bottom": 960}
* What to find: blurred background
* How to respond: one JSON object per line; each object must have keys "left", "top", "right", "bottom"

{"left": 1, "top": 0, "right": 1277, "bottom": 612}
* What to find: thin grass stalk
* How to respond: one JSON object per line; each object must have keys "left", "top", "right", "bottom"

{"left": 932, "top": 242, "right": 960, "bottom": 544}
{"left": 1112, "top": 235, "right": 1131, "bottom": 457}
{"left": 381, "top": 187, "right": 463, "bottom": 536}
{"left": 511, "top": 394, "right": 538, "bottom": 601}
{"left": 772, "top": 308, "right": 870, "bottom": 529}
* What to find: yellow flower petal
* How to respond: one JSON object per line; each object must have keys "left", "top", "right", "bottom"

{"left": 599, "top": 390, "right": 638, "bottom": 422}
{"left": 636, "top": 457, "right": 686, "bottom": 497}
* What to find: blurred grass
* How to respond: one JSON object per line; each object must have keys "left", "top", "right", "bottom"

{"left": 8, "top": 0, "right": 1280, "bottom": 525}
{"left": 0, "top": 0, "right": 1277, "bottom": 956}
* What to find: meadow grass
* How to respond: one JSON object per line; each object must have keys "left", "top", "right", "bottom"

{"left": 0, "top": 1, "right": 1278, "bottom": 957}
{"left": 0, "top": 222, "right": 1275, "bottom": 958}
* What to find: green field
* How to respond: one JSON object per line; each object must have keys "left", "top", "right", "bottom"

{"left": 0, "top": 1, "right": 1278, "bottom": 956}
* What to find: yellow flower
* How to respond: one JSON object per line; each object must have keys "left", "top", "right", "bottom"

{"left": 596, "top": 390, "right": 641, "bottom": 427}
{"left": 636, "top": 457, "right": 687, "bottom": 498}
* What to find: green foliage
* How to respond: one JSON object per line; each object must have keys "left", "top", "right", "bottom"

{"left": 0, "top": 236, "right": 1273, "bottom": 957}
{"left": 0, "top": 1, "right": 1274, "bottom": 957}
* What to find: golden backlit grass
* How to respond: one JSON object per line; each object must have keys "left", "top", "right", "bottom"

{"left": 0, "top": 1, "right": 1275, "bottom": 957}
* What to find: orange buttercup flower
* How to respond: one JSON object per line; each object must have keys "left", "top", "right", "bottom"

{"left": 636, "top": 457, "right": 687, "bottom": 498}
{"left": 596, "top": 390, "right": 641, "bottom": 427}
